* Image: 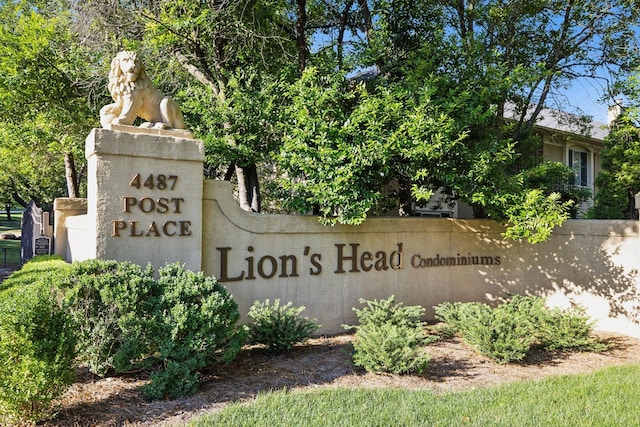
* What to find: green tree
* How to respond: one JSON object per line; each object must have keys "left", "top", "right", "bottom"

{"left": 4, "top": 0, "right": 637, "bottom": 242}
{"left": 77, "top": 0, "right": 298, "bottom": 212}
{"left": 275, "top": 68, "right": 465, "bottom": 224}
{"left": 591, "top": 113, "right": 640, "bottom": 219}
{"left": 0, "top": 0, "right": 99, "bottom": 207}
{"left": 275, "top": 0, "right": 639, "bottom": 242}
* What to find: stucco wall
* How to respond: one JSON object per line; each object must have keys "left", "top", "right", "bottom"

{"left": 543, "top": 143, "right": 564, "bottom": 163}
{"left": 202, "top": 180, "right": 640, "bottom": 337}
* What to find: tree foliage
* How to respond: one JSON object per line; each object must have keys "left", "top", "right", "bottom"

{"left": 272, "top": 0, "right": 639, "bottom": 241}
{"left": 591, "top": 113, "right": 640, "bottom": 219}
{"left": 0, "top": 0, "right": 102, "bottom": 207}
{"left": 276, "top": 68, "right": 465, "bottom": 224}
{"left": 2, "top": 0, "right": 639, "bottom": 241}
{"left": 76, "top": 0, "right": 298, "bottom": 212}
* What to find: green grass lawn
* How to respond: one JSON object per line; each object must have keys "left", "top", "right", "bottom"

{"left": 0, "top": 211, "right": 22, "bottom": 266}
{"left": 190, "top": 363, "right": 640, "bottom": 426}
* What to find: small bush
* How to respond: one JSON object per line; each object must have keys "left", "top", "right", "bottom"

{"left": 62, "top": 259, "right": 159, "bottom": 376}
{"left": 144, "top": 263, "right": 246, "bottom": 399}
{"left": 0, "top": 258, "right": 76, "bottom": 425}
{"left": 345, "top": 296, "right": 433, "bottom": 374}
{"left": 434, "top": 295, "right": 605, "bottom": 363}
{"left": 351, "top": 321, "right": 432, "bottom": 374}
{"left": 538, "top": 306, "right": 607, "bottom": 352}
{"left": 247, "top": 299, "right": 320, "bottom": 353}
{"left": 467, "top": 304, "right": 536, "bottom": 364}
{"left": 63, "top": 260, "right": 246, "bottom": 399}
{"left": 0, "top": 255, "right": 70, "bottom": 292}
{"left": 433, "top": 301, "right": 493, "bottom": 333}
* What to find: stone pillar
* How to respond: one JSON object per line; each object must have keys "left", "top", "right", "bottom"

{"left": 84, "top": 127, "right": 204, "bottom": 272}
{"left": 53, "top": 198, "right": 87, "bottom": 259}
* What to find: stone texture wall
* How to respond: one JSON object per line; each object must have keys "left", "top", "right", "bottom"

{"left": 57, "top": 128, "right": 204, "bottom": 272}
{"left": 202, "top": 180, "right": 640, "bottom": 336}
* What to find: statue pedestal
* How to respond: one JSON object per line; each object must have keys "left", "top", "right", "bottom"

{"left": 61, "top": 128, "right": 205, "bottom": 272}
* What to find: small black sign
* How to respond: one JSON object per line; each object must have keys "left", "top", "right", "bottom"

{"left": 34, "top": 236, "right": 51, "bottom": 256}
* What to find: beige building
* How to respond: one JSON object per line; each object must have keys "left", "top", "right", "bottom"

{"left": 418, "top": 106, "right": 612, "bottom": 219}
{"left": 531, "top": 107, "right": 609, "bottom": 213}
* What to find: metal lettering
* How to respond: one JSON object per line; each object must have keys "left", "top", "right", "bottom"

{"left": 156, "top": 197, "right": 169, "bottom": 213}
{"left": 139, "top": 197, "right": 155, "bottom": 213}
{"left": 129, "top": 221, "right": 144, "bottom": 237}
{"left": 112, "top": 220, "right": 127, "bottom": 236}
{"left": 162, "top": 221, "right": 177, "bottom": 236}
{"left": 217, "top": 247, "right": 245, "bottom": 282}
{"left": 335, "top": 243, "right": 360, "bottom": 273}
{"left": 171, "top": 198, "right": 185, "bottom": 213}
{"left": 123, "top": 197, "right": 137, "bottom": 213}
{"left": 146, "top": 221, "right": 161, "bottom": 237}
{"left": 178, "top": 220, "right": 191, "bottom": 236}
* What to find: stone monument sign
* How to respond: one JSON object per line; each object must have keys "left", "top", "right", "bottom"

{"left": 21, "top": 201, "right": 53, "bottom": 263}
{"left": 59, "top": 51, "right": 203, "bottom": 271}
{"left": 53, "top": 51, "right": 640, "bottom": 338}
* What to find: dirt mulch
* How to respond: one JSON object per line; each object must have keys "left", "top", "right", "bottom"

{"left": 44, "top": 331, "right": 640, "bottom": 427}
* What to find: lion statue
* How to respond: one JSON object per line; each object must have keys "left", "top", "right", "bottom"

{"left": 100, "top": 51, "right": 187, "bottom": 131}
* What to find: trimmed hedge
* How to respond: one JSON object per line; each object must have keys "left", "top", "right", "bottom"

{"left": 0, "top": 256, "right": 76, "bottom": 425}
{"left": 1, "top": 257, "right": 247, "bottom": 423}
{"left": 145, "top": 263, "right": 246, "bottom": 399}
{"left": 434, "top": 295, "right": 606, "bottom": 364}
{"left": 247, "top": 299, "right": 320, "bottom": 353}
{"left": 61, "top": 259, "right": 160, "bottom": 376}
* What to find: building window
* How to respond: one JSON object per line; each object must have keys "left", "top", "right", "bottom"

{"left": 569, "top": 148, "right": 588, "bottom": 187}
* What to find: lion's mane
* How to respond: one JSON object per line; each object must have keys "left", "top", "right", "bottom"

{"left": 107, "top": 51, "right": 149, "bottom": 99}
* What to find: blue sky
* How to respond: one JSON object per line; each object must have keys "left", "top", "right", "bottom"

{"left": 562, "top": 77, "right": 612, "bottom": 124}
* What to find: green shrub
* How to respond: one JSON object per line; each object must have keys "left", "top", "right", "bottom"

{"left": 0, "top": 255, "right": 70, "bottom": 292}
{"left": 433, "top": 301, "right": 493, "bottom": 333}
{"left": 144, "top": 263, "right": 246, "bottom": 399}
{"left": 538, "top": 306, "right": 606, "bottom": 352}
{"left": 345, "top": 296, "right": 433, "bottom": 374}
{"left": 468, "top": 304, "right": 535, "bottom": 364}
{"left": 62, "top": 259, "right": 159, "bottom": 376}
{"left": 351, "top": 321, "right": 432, "bottom": 374}
{"left": 435, "top": 296, "right": 543, "bottom": 363}
{"left": 247, "top": 299, "right": 320, "bottom": 352}
{"left": 434, "top": 295, "right": 605, "bottom": 363}
{"left": 63, "top": 260, "right": 246, "bottom": 399}
{"left": 0, "top": 258, "right": 76, "bottom": 425}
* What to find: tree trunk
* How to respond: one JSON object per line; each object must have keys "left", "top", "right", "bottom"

{"left": 247, "top": 164, "right": 261, "bottom": 212}
{"left": 236, "top": 164, "right": 261, "bottom": 212}
{"left": 174, "top": 43, "right": 262, "bottom": 214}
{"left": 5, "top": 205, "right": 11, "bottom": 222}
{"left": 296, "top": 0, "right": 309, "bottom": 72}
{"left": 472, "top": 203, "right": 487, "bottom": 219}
{"left": 357, "top": 0, "right": 372, "bottom": 37}
{"left": 10, "top": 188, "right": 28, "bottom": 209}
{"left": 224, "top": 163, "right": 236, "bottom": 181}
{"left": 64, "top": 152, "right": 80, "bottom": 198}
{"left": 397, "top": 175, "right": 413, "bottom": 217}
{"left": 336, "top": 0, "right": 355, "bottom": 69}
{"left": 236, "top": 166, "right": 250, "bottom": 211}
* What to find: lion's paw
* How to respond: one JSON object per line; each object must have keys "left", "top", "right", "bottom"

{"left": 139, "top": 122, "right": 172, "bottom": 130}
